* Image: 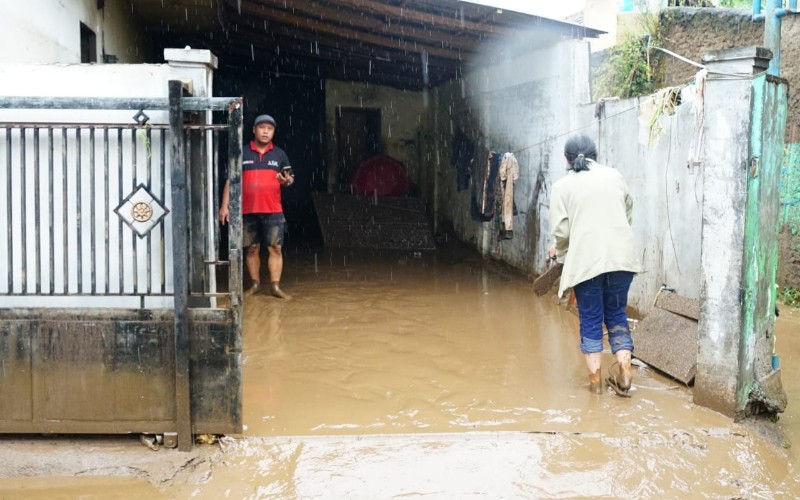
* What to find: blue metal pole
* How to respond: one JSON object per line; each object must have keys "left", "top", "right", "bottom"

{"left": 764, "top": 0, "right": 781, "bottom": 75}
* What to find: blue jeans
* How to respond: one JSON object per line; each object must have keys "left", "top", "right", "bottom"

{"left": 573, "top": 271, "right": 635, "bottom": 355}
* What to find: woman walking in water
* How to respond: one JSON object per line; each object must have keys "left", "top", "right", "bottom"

{"left": 548, "top": 134, "right": 639, "bottom": 397}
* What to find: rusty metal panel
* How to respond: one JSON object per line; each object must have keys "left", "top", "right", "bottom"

{"left": 0, "top": 321, "right": 33, "bottom": 421}
{"left": 112, "top": 321, "right": 176, "bottom": 421}
{"left": 190, "top": 314, "right": 242, "bottom": 434}
{"left": 0, "top": 309, "right": 240, "bottom": 435}
{"left": 35, "top": 320, "right": 118, "bottom": 421}
{"left": 33, "top": 317, "right": 176, "bottom": 422}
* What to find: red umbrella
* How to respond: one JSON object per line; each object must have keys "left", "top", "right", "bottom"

{"left": 350, "top": 154, "right": 410, "bottom": 197}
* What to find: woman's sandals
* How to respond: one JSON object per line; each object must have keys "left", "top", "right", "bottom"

{"left": 606, "top": 362, "right": 632, "bottom": 398}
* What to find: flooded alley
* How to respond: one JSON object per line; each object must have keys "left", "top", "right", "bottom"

{"left": 2, "top": 0, "right": 800, "bottom": 498}
{"left": 2, "top": 245, "right": 799, "bottom": 498}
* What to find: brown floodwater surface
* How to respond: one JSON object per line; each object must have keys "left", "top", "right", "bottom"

{"left": 3, "top": 246, "right": 799, "bottom": 498}
{"left": 243, "top": 247, "right": 589, "bottom": 436}
{"left": 230, "top": 246, "right": 800, "bottom": 495}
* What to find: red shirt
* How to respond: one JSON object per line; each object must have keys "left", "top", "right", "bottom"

{"left": 241, "top": 141, "right": 291, "bottom": 214}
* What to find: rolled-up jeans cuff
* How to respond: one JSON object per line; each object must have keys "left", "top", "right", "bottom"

{"left": 580, "top": 336, "right": 604, "bottom": 354}
{"left": 608, "top": 327, "right": 634, "bottom": 354}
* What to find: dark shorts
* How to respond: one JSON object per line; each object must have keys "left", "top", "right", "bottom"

{"left": 243, "top": 213, "right": 286, "bottom": 247}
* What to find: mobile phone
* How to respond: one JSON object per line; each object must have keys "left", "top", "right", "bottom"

{"left": 281, "top": 166, "right": 293, "bottom": 176}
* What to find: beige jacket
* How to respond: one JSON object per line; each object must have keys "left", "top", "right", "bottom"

{"left": 550, "top": 162, "right": 639, "bottom": 297}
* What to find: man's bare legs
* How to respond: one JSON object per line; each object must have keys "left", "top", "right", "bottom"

{"left": 245, "top": 244, "right": 261, "bottom": 295}
{"left": 267, "top": 245, "right": 290, "bottom": 299}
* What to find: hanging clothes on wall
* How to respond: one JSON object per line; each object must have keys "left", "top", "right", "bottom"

{"left": 482, "top": 151, "right": 501, "bottom": 218}
{"left": 452, "top": 127, "right": 475, "bottom": 192}
{"left": 471, "top": 149, "right": 497, "bottom": 222}
{"left": 498, "top": 152, "right": 520, "bottom": 240}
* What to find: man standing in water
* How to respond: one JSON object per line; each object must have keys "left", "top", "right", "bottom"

{"left": 549, "top": 134, "right": 639, "bottom": 397}
{"left": 219, "top": 114, "right": 294, "bottom": 299}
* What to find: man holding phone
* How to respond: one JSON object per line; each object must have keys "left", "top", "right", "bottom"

{"left": 219, "top": 114, "right": 294, "bottom": 299}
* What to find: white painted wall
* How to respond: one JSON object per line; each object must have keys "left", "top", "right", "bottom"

{"left": 591, "top": 88, "right": 704, "bottom": 313}
{"left": 434, "top": 38, "right": 703, "bottom": 314}
{"left": 0, "top": 50, "right": 217, "bottom": 308}
{"left": 434, "top": 39, "right": 593, "bottom": 277}
{"left": 0, "top": 0, "right": 150, "bottom": 64}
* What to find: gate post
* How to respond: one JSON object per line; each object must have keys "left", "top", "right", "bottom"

{"left": 169, "top": 80, "right": 193, "bottom": 450}
{"left": 695, "top": 47, "right": 788, "bottom": 419}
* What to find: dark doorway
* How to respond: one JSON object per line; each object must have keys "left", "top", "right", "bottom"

{"left": 214, "top": 72, "right": 327, "bottom": 250}
{"left": 80, "top": 23, "right": 97, "bottom": 63}
{"left": 336, "top": 108, "right": 381, "bottom": 186}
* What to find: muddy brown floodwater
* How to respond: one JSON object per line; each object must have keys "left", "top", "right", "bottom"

{"left": 1, "top": 245, "right": 799, "bottom": 498}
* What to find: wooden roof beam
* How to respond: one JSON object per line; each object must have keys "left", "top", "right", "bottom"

{"left": 230, "top": 18, "right": 465, "bottom": 70}
{"left": 223, "top": 0, "right": 469, "bottom": 60}
{"left": 245, "top": 0, "right": 483, "bottom": 50}
{"left": 317, "top": 0, "right": 509, "bottom": 35}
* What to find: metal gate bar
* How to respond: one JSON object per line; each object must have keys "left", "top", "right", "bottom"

{"left": 19, "top": 128, "right": 26, "bottom": 293}
{"left": 5, "top": 130, "right": 10, "bottom": 291}
{"left": 169, "top": 81, "right": 191, "bottom": 451}
{"left": 0, "top": 96, "right": 239, "bottom": 111}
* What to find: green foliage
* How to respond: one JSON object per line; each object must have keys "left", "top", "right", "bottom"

{"left": 777, "top": 287, "right": 800, "bottom": 307}
{"left": 593, "top": 12, "right": 664, "bottom": 100}
{"left": 717, "top": 0, "right": 752, "bottom": 7}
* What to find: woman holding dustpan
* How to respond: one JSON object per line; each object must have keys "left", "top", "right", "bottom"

{"left": 548, "top": 134, "right": 640, "bottom": 397}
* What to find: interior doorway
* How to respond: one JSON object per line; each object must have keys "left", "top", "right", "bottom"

{"left": 336, "top": 107, "right": 381, "bottom": 186}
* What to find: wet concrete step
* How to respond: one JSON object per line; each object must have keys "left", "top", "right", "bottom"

{"left": 312, "top": 193, "right": 436, "bottom": 250}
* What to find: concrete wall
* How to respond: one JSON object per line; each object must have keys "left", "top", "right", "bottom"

{"left": 584, "top": 0, "right": 620, "bottom": 52}
{"left": 739, "top": 74, "right": 787, "bottom": 416}
{"left": 779, "top": 144, "right": 800, "bottom": 286}
{"left": 694, "top": 51, "right": 787, "bottom": 418}
{"left": 431, "top": 38, "right": 703, "bottom": 314}
{"left": 593, "top": 87, "right": 704, "bottom": 312}
{"left": 324, "top": 80, "right": 427, "bottom": 194}
{"left": 659, "top": 8, "right": 800, "bottom": 288}
{"left": 0, "top": 0, "right": 152, "bottom": 64}
{"left": 431, "top": 40, "right": 592, "bottom": 282}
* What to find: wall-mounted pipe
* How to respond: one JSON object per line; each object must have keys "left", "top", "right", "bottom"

{"left": 752, "top": 0, "right": 798, "bottom": 19}
{"left": 752, "top": 0, "right": 800, "bottom": 75}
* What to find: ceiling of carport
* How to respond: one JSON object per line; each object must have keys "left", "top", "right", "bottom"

{"left": 131, "top": 0, "right": 603, "bottom": 90}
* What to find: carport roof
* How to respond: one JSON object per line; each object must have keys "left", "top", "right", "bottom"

{"left": 133, "top": 0, "right": 604, "bottom": 89}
